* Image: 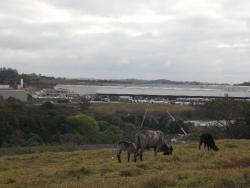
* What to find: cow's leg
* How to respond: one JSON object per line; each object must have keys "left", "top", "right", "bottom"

{"left": 127, "top": 152, "right": 130, "bottom": 162}
{"left": 199, "top": 141, "right": 202, "bottom": 150}
{"left": 204, "top": 142, "right": 207, "bottom": 149}
{"left": 140, "top": 153, "right": 143, "bottom": 161}
{"left": 134, "top": 153, "right": 137, "bottom": 162}
{"left": 155, "top": 145, "right": 162, "bottom": 156}
{"left": 154, "top": 147, "right": 157, "bottom": 156}
{"left": 139, "top": 149, "right": 143, "bottom": 161}
{"left": 212, "top": 144, "right": 217, "bottom": 151}
{"left": 117, "top": 150, "right": 122, "bottom": 163}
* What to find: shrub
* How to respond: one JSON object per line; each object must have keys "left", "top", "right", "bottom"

{"left": 24, "top": 133, "right": 43, "bottom": 146}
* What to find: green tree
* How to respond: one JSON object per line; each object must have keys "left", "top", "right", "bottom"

{"left": 0, "top": 67, "right": 19, "bottom": 85}
{"left": 67, "top": 113, "right": 100, "bottom": 143}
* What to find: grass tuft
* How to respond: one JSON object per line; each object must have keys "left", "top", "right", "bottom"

{"left": 220, "top": 157, "right": 250, "bottom": 169}
{"left": 224, "top": 144, "right": 237, "bottom": 148}
{"left": 119, "top": 168, "right": 142, "bottom": 177}
{"left": 143, "top": 177, "right": 176, "bottom": 188}
{"left": 214, "top": 178, "right": 236, "bottom": 188}
{"left": 68, "top": 167, "right": 91, "bottom": 178}
{"left": 136, "top": 163, "right": 149, "bottom": 170}
{"left": 4, "top": 178, "right": 15, "bottom": 184}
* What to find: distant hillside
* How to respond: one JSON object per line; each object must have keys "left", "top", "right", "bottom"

{"left": 79, "top": 78, "right": 229, "bottom": 86}
{"left": 1, "top": 67, "right": 230, "bottom": 88}
{"left": 235, "top": 82, "right": 250, "bottom": 86}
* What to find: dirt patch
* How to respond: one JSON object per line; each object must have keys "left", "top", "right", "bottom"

{"left": 219, "top": 157, "right": 250, "bottom": 169}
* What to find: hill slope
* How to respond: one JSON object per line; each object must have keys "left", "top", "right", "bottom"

{"left": 0, "top": 139, "right": 249, "bottom": 187}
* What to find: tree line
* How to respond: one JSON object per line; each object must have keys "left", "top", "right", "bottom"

{"left": 0, "top": 98, "right": 124, "bottom": 147}
{"left": 0, "top": 97, "right": 249, "bottom": 147}
{"left": 0, "top": 67, "right": 81, "bottom": 89}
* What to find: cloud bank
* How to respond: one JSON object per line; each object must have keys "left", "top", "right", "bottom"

{"left": 1, "top": 0, "right": 250, "bottom": 83}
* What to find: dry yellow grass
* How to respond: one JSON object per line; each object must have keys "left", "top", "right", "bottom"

{"left": 0, "top": 139, "right": 249, "bottom": 188}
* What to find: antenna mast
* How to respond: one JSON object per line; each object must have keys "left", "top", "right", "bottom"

{"left": 166, "top": 111, "right": 188, "bottom": 136}
{"left": 140, "top": 102, "right": 150, "bottom": 128}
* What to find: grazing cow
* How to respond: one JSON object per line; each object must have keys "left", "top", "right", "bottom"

{"left": 135, "top": 130, "right": 173, "bottom": 161}
{"left": 117, "top": 141, "right": 137, "bottom": 163}
{"left": 199, "top": 133, "right": 219, "bottom": 151}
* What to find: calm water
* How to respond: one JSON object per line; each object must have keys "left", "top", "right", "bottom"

{"left": 55, "top": 84, "right": 250, "bottom": 98}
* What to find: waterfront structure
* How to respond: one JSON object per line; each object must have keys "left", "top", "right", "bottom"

{"left": 55, "top": 84, "right": 250, "bottom": 104}
{"left": 32, "top": 88, "right": 82, "bottom": 103}
{"left": 0, "top": 89, "right": 30, "bottom": 102}
{"left": 0, "top": 85, "right": 10, "bottom": 89}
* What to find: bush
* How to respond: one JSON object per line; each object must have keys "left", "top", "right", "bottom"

{"left": 24, "top": 133, "right": 43, "bottom": 146}
{"left": 59, "top": 133, "right": 87, "bottom": 145}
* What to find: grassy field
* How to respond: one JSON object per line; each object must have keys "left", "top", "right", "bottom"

{"left": 0, "top": 140, "right": 249, "bottom": 188}
{"left": 88, "top": 103, "right": 193, "bottom": 116}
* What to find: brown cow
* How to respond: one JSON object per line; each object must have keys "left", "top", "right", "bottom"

{"left": 135, "top": 130, "right": 173, "bottom": 161}
{"left": 117, "top": 141, "right": 137, "bottom": 163}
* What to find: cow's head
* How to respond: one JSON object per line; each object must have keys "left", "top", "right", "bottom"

{"left": 213, "top": 145, "right": 219, "bottom": 151}
{"left": 162, "top": 144, "right": 173, "bottom": 155}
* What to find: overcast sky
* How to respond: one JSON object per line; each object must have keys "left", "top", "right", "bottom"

{"left": 1, "top": 0, "right": 250, "bottom": 83}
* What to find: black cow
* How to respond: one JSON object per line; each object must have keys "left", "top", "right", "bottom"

{"left": 199, "top": 133, "right": 219, "bottom": 151}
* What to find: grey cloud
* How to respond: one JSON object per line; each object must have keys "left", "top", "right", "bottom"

{"left": 1, "top": 0, "right": 250, "bottom": 83}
